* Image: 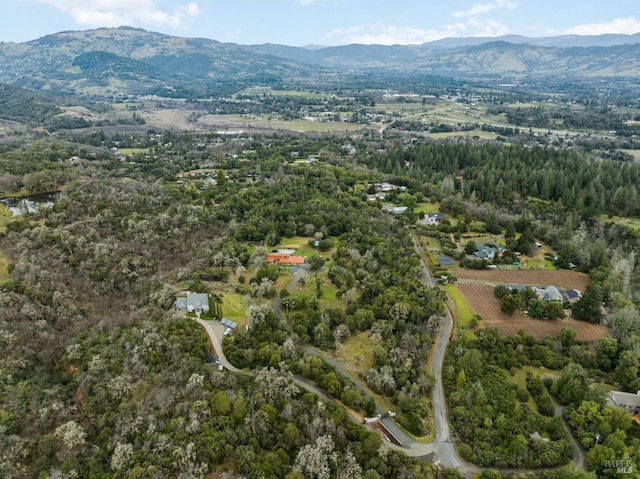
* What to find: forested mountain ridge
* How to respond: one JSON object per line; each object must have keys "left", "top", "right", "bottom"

{"left": 1, "top": 27, "right": 640, "bottom": 98}
{"left": 255, "top": 41, "right": 640, "bottom": 77}
{"left": 0, "top": 27, "right": 322, "bottom": 97}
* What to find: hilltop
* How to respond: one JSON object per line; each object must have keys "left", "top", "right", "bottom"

{"left": 0, "top": 28, "right": 639, "bottom": 98}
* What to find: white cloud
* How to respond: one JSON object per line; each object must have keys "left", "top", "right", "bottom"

{"left": 453, "top": 0, "right": 516, "bottom": 18}
{"left": 299, "top": 0, "right": 319, "bottom": 4}
{"left": 34, "top": 0, "right": 201, "bottom": 29}
{"left": 327, "top": 18, "right": 509, "bottom": 45}
{"left": 564, "top": 17, "right": 640, "bottom": 36}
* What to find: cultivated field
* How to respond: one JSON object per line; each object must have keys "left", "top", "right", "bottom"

{"left": 456, "top": 283, "right": 607, "bottom": 341}
{"left": 456, "top": 283, "right": 527, "bottom": 322}
{"left": 454, "top": 269, "right": 590, "bottom": 290}
{"left": 484, "top": 318, "right": 608, "bottom": 341}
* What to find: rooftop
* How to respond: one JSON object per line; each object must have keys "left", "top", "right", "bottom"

{"left": 608, "top": 391, "right": 640, "bottom": 409}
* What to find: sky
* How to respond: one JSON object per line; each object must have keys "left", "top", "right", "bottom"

{"left": 1, "top": 0, "right": 639, "bottom": 46}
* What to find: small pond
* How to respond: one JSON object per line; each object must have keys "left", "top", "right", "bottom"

{"left": 0, "top": 192, "right": 60, "bottom": 217}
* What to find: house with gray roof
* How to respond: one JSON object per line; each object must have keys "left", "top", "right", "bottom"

{"left": 533, "top": 286, "right": 563, "bottom": 302}
{"left": 608, "top": 391, "right": 640, "bottom": 413}
{"left": 174, "top": 291, "right": 210, "bottom": 314}
{"left": 382, "top": 204, "right": 408, "bottom": 214}
{"left": 473, "top": 242, "right": 505, "bottom": 260}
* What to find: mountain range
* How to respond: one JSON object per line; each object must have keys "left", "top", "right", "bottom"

{"left": 0, "top": 27, "right": 639, "bottom": 98}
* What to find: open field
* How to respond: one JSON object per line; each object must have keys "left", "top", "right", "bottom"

{"left": 118, "top": 148, "right": 149, "bottom": 155}
{"left": 316, "top": 278, "right": 343, "bottom": 310}
{"left": 454, "top": 269, "right": 590, "bottom": 290}
{"left": 329, "top": 332, "right": 375, "bottom": 372}
{"left": 278, "top": 236, "right": 320, "bottom": 257}
{"left": 456, "top": 283, "right": 526, "bottom": 321}
{"left": 484, "top": 318, "right": 608, "bottom": 341}
{"left": 444, "top": 284, "right": 474, "bottom": 327}
{"left": 220, "top": 292, "right": 248, "bottom": 328}
{"left": 198, "top": 114, "right": 363, "bottom": 133}
{"left": 456, "top": 283, "right": 608, "bottom": 340}
{"left": 620, "top": 149, "right": 640, "bottom": 161}
{"left": 600, "top": 214, "right": 640, "bottom": 230}
{"left": 414, "top": 202, "right": 441, "bottom": 214}
{"left": 235, "top": 87, "right": 331, "bottom": 99}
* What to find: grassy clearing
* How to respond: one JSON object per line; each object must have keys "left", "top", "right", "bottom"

{"left": 265, "top": 90, "right": 327, "bottom": 99}
{"left": 414, "top": 202, "right": 441, "bottom": 214}
{"left": 507, "top": 367, "right": 540, "bottom": 412}
{"left": 118, "top": 148, "right": 149, "bottom": 155}
{"left": 421, "top": 236, "right": 440, "bottom": 249}
{"left": 462, "top": 234, "right": 501, "bottom": 244}
{"left": 317, "top": 278, "right": 342, "bottom": 310}
{"left": 278, "top": 236, "right": 337, "bottom": 258}
{"left": 0, "top": 205, "right": 13, "bottom": 234}
{"left": 372, "top": 103, "right": 428, "bottom": 114}
{"left": 444, "top": 284, "right": 474, "bottom": 328}
{"left": 0, "top": 251, "right": 10, "bottom": 282}
{"left": 279, "top": 119, "right": 363, "bottom": 133}
{"left": 426, "top": 251, "right": 439, "bottom": 267}
{"left": 620, "top": 149, "right": 640, "bottom": 161}
{"left": 506, "top": 366, "right": 561, "bottom": 413}
{"left": 220, "top": 292, "right": 248, "bottom": 328}
{"left": 333, "top": 332, "right": 374, "bottom": 372}
{"left": 203, "top": 114, "right": 363, "bottom": 133}
{"left": 236, "top": 87, "right": 330, "bottom": 99}
{"left": 600, "top": 214, "right": 640, "bottom": 230}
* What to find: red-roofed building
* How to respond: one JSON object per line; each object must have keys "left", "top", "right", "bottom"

{"left": 266, "top": 253, "right": 305, "bottom": 265}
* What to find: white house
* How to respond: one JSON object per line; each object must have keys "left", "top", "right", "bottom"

{"left": 174, "top": 292, "right": 210, "bottom": 314}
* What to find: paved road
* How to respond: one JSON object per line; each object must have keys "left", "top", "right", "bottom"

{"left": 196, "top": 318, "right": 241, "bottom": 373}
{"left": 555, "top": 406, "right": 586, "bottom": 470}
{"left": 198, "top": 249, "right": 586, "bottom": 476}
{"left": 410, "top": 231, "right": 435, "bottom": 286}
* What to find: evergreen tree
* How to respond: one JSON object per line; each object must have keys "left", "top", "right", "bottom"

{"left": 572, "top": 284, "right": 603, "bottom": 323}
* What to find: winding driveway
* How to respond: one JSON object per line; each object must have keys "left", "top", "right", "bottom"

{"left": 196, "top": 241, "right": 586, "bottom": 477}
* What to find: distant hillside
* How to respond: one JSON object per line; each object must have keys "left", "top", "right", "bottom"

{"left": 255, "top": 40, "right": 640, "bottom": 77}
{"left": 0, "top": 27, "right": 321, "bottom": 97}
{"left": 1, "top": 27, "right": 639, "bottom": 98}
{"left": 413, "top": 41, "right": 640, "bottom": 77}
{"left": 0, "top": 83, "right": 62, "bottom": 123}
{"left": 426, "top": 32, "right": 640, "bottom": 49}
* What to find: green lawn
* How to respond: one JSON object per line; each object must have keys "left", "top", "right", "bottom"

{"left": 236, "top": 87, "right": 329, "bottom": 99}
{"left": 118, "top": 148, "right": 149, "bottom": 155}
{"left": 317, "top": 278, "right": 343, "bottom": 310}
{"left": 444, "top": 284, "right": 474, "bottom": 328}
{"left": 414, "top": 202, "right": 441, "bottom": 214}
{"left": 421, "top": 236, "right": 440, "bottom": 249}
{"left": 278, "top": 236, "right": 338, "bottom": 258}
{"left": 221, "top": 293, "right": 248, "bottom": 329}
